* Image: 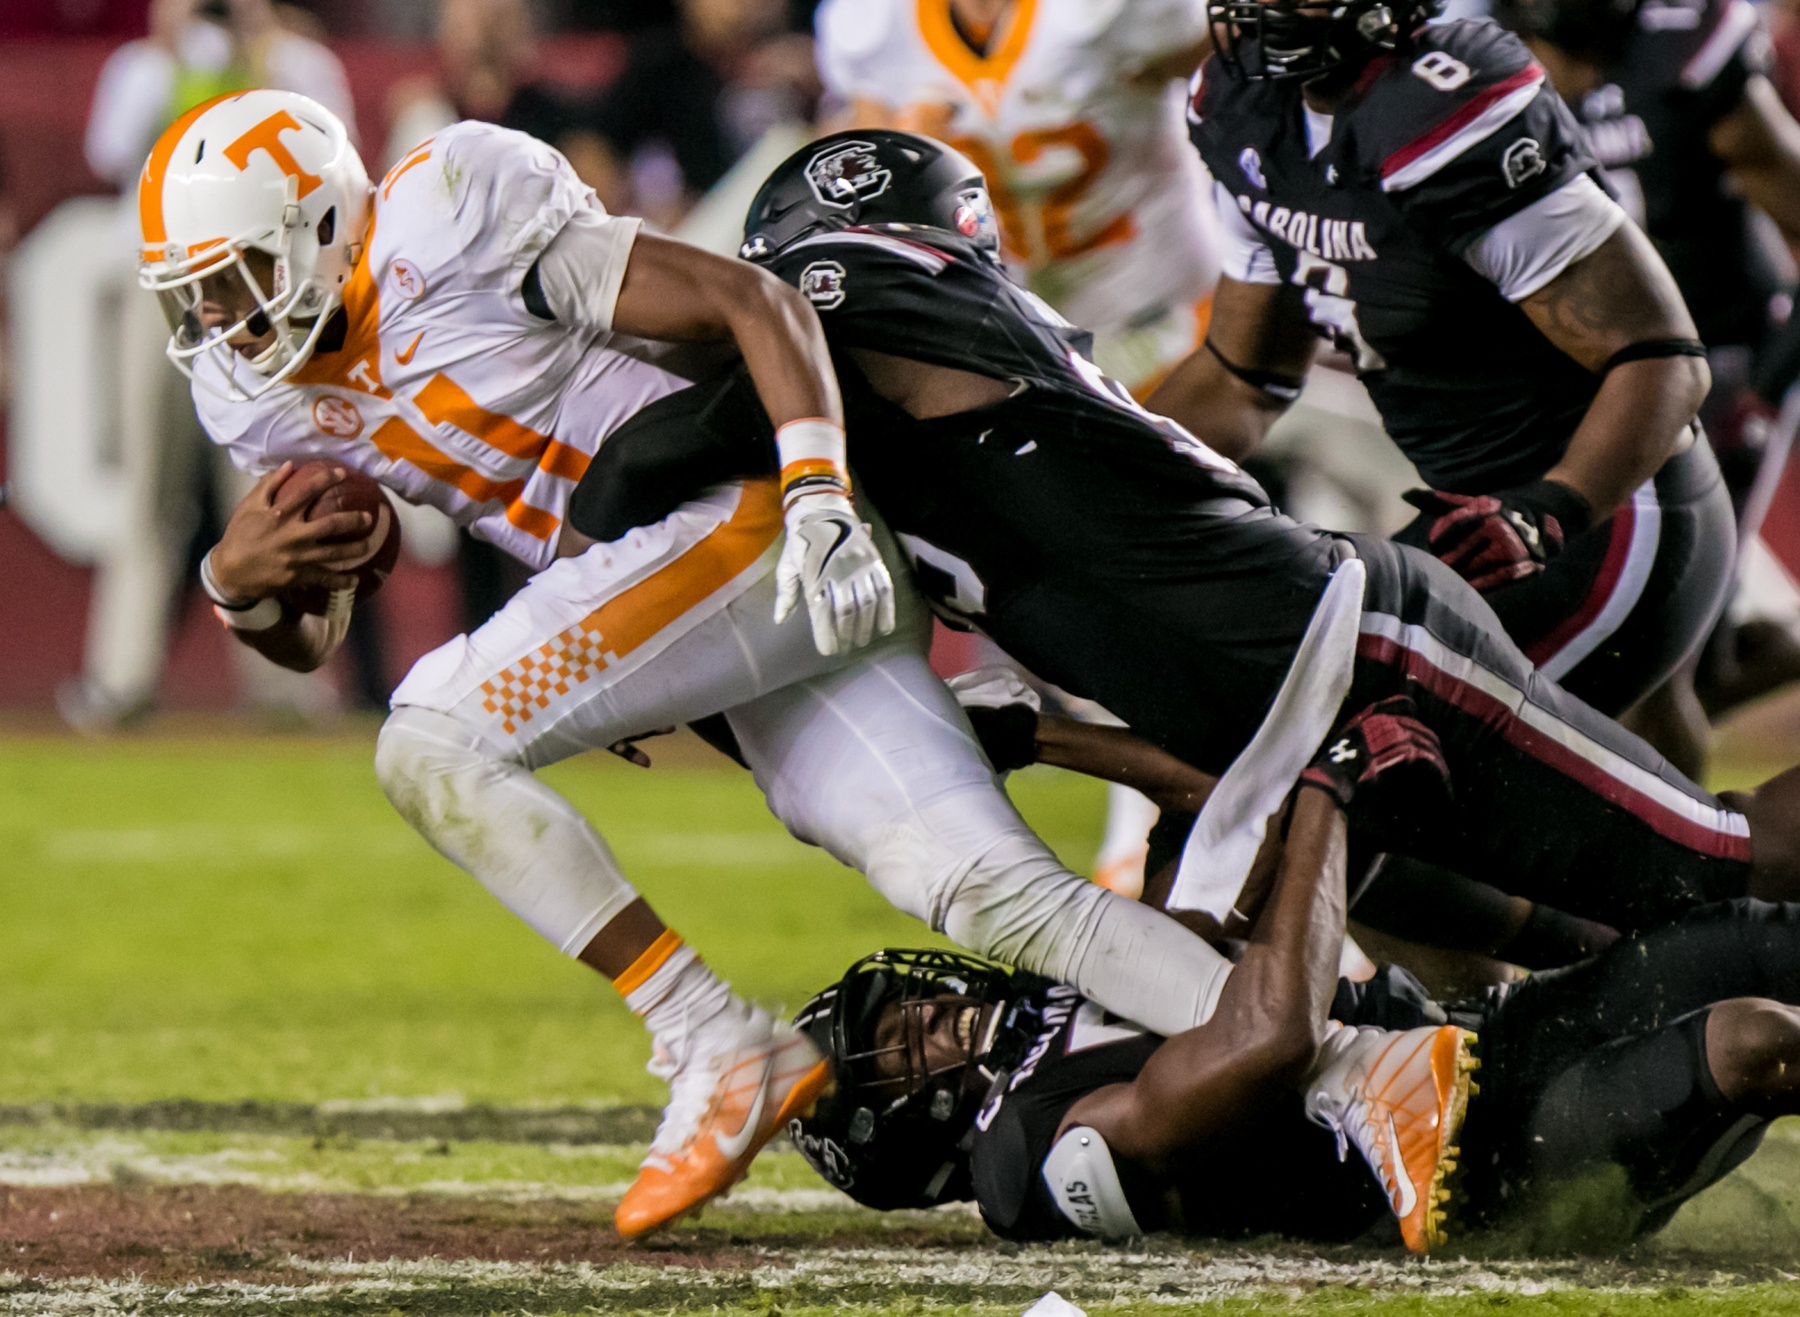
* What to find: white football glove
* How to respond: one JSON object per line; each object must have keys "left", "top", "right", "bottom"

{"left": 773, "top": 492, "right": 898, "bottom": 656}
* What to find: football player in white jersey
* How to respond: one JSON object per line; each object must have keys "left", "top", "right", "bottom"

{"left": 135, "top": 89, "right": 1260, "bottom": 1239}
{"left": 815, "top": 0, "right": 1223, "bottom": 898}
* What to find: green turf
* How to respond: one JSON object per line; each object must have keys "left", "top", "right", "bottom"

{"left": 0, "top": 732, "right": 1106, "bottom": 1104}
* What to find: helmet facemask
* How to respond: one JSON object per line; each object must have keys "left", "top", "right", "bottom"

{"left": 143, "top": 194, "right": 344, "bottom": 401}
{"left": 790, "top": 950, "right": 1037, "bottom": 1210}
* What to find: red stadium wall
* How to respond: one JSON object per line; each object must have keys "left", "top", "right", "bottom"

{"left": 0, "top": 34, "right": 622, "bottom": 710}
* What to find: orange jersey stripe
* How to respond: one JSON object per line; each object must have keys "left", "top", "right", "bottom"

{"left": 367, "top": 417, "right": 524, "bottom": 508}
{"left": 505, "top": 499, "right": 560, "bottom": 542}
{"left": 138, "top": 92, "right": 246, "bottom": 252}
{"left": 540, "top": 439, "right": 591, "bottom": 482}
{"left": 415, "top": 373, "right": 550, "bottom": 463}
{"left": 381, "top": 143, "right": 434, "bottom": 199}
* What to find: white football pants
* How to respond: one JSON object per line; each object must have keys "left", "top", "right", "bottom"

{"left": 375, "top": 481, "right": 1233, "bottom": 1038}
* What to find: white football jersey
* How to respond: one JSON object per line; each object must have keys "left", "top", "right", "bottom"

{"left": 817, "top": 0, "right": 1220, "bottom": 390}
{"left": 193, "top": 121, "right": 686, "bottom": 571}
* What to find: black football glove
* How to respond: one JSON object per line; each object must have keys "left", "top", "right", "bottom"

{"left": 1403, "top": 479, "right": 1591, "bottom": 593}
{"left": 1300, "top": 695, "right": 1450, "bottom": 819}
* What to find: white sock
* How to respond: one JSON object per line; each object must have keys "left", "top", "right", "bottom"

{"left": 619, "top": 938, "right": 747, "bottom": 1070}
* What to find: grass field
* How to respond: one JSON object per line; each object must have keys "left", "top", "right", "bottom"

{"left": 6, "top": 725, "right": 1800, "bottom": 1316}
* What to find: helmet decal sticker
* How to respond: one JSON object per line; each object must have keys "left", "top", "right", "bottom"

{"left": 224, "top": 111, "right": 324, "bottom": 199}
{"left": 805, "top": 140, "right": 893, "bottom": 208}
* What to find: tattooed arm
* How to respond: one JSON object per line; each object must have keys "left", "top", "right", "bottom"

{"left": 1519, "top": 223, "right": 1709, "bottom": 519}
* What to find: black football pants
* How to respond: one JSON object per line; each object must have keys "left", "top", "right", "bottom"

{"left": 1394, "top": 439, "right": 1735, "bottom": 716}
{"left": 1344, "top": 533, "right": 1750, "bottom": 931}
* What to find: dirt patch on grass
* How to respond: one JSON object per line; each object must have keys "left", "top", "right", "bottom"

{"left": 0, "top": 1184, "right": 972, "bottom": 1286}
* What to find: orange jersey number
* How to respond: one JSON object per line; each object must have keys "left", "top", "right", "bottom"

{"left": 937, "top": 121, "right": 1135, "bottom": 266}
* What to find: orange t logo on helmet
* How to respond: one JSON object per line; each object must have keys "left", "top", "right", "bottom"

{"left": 224, "top": 111, "right": 323, "bottom": 199}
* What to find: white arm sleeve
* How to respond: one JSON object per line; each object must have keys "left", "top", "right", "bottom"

{"left": 1213, "top": 180, "right": 1282, "bottom": 285}
{"left": 1463, "top": 174, "right": 1627, "bottom": 302}
{"left": 533, "top": 205, "right": 645, "bottom": 334}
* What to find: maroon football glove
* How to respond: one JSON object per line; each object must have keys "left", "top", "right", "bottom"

{"left": 1300, "top": 695, "right": 1450, "bottom": 815}
{"left": 1403, "top": 480, "right": 1588, "bottom": 593}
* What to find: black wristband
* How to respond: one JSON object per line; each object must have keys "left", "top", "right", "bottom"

{"left": 1601, "top": 338, "right": 1707, "bottom": 374}
{"left": 1499, "top": 477, "right": 1593, "bottom": 538}
{"left": 1205, "top": 339, "right": 1305, "bottom": 402}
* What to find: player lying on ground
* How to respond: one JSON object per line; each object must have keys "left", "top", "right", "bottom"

{"left": 586, "top": 130, "right": 1800, "bottom": 953}
{"left": 136, "top": 90, "right": 1315, "bottom": 1238}
{"left": 792, "top": 795, "right": 1800, "bottom": 1249}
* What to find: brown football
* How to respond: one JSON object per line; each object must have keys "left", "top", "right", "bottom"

{"left": 277, "top": 461, "right": 402, "bottom": 616}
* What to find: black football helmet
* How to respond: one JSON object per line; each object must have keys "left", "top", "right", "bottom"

{"left": 740, "top": 130, "right": 1001, "bottom": 265}
{"left": 1210, "top": 0, "right": 1444, "bottom": 82}
{"left": 789, "top": 949, "right": 1041, "bottom": 1210}
{"left": 1493, "top": 0, "right": 1641, "bottom": 62}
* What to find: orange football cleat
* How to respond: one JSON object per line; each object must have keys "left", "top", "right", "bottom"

{"left": 1305, "top": 1023, "right": 1478, "bottom": 1253}
{"left": 615, "top": 1011, "right": 831, "bottom": 1239}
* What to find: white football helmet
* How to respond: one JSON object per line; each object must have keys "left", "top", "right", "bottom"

{"left": 137, "top": 89, "right": 372, "bottom": 399}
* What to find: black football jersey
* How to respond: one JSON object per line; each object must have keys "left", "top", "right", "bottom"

{"left": 764, "top": 225, "right": 1339, "bottom": 772}
{"left": 1573, "top": 0, "right": 1778, "bottom": 347}
{"left": 966, "top": 984, "right": 1389, "bottom": 1243}
{"left": 1189, "top": 20, "right": 1603, "bottom": 491}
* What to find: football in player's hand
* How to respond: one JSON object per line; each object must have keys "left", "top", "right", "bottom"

{"left": 276, "top": 461, "right": 402, "bottom": 615}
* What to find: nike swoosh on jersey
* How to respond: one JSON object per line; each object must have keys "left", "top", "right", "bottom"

{"left": 395, "top": 331, "right": 424, "bottom": 365}
{"left": 1386, "top": 1113, "right": 1418, "bottom": 1218}
{"left": 711, "top": 1055, "right": 775, "bottom": 1161}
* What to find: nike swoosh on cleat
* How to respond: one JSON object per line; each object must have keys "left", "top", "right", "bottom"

{"left": 395, "top": 331, "right": 424, "bottom": 365}
{"left": 1386, "top": 1113, "right": 1418, "bottom": 1219}
{"left": 711, "top": 1058, "right": 774, "bottom": 1162}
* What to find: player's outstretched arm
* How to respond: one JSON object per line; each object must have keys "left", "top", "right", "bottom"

{"left": 610, "top": 232, "right": 897, "bottom": 656}
{"left": 202, "top": 462, "right": 374, "bottom": 672}
{"left": 1056, "top": 786, "right": 1346, "bottom": 1173}
{"left": 1520, "top": 224, "right": 1711, "bottom": 520}
{"left": 1711, "top": 76, "right": 1800, "bottom": 246}
{"left": 1145, "top": 276, "right": 1315, "bottom": 462}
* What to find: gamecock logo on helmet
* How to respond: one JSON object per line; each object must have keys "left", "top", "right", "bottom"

{"left": 805, "top": 141, "right": 892, "bottom": 208}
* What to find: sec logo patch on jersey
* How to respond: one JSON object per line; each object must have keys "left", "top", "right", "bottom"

{"left": 312, "top": 394, "right": 364, "bottom": 438}
{"left": 800, "top": 260, "right": 848, "bottom": 309}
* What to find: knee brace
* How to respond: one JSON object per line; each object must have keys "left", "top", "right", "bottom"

{"left": 376, "top": 706, "right": 640, "bottom": 956}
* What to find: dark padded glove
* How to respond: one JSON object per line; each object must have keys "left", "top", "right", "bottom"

{"left": 1300, "top": 695, "right": 1450, "bottom": 817}
{"left": 1403, "top": 479, "right": 1591, "bottom": 593}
